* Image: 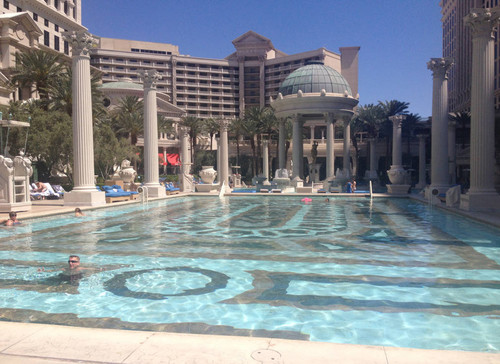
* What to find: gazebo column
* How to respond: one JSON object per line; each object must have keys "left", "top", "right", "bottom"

{"left": 163, "top": 147, "right": 167, "bottom": 175}
{"left": 63, "top": 30, "right": 105, "bottom": 206}
{"left": 180, "top": 126, "right": 193, "bottom": 192}
{"left": 309, "top": 125, "right": 315, "bottom": 144}
{"left": 139, "top": 70, "right": 165, "bottom": 198}
{"left": 448, "top": 120, "right": 456, "bottom": 185}
{"left": 291, "top": 114, "right": 303, "bottom": 184}
{"left": 387, "top": 115, "right": 410, "bottom": 195}
{"left": 215, "top": 136, "right": 220, "bottom": 184}
{"left": 461, "top": 8, "right": 500, "bottom": 211}
{"left": 325, "top": 113, "right": 336, "bottom": 180}
{"left": 262, "top": 140, "right": 269, "bottom": 181}
{"left": 428, "top": 57, "right": 453, "bottom": 197}
{"left": 219, "top": 120, "right": 229, "bottom": 188}
{"left": 416, "top": 134, "right": 427, "bottom": 189}
{"left": 278, "top": 118, "right": 286, "bottom": 170}
{"left": 342, "top": 118, "right": 351, "bottom": 179}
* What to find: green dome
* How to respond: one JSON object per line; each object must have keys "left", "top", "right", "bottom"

{"left": 278, "top": 61, "right": 352, "bottom": 96}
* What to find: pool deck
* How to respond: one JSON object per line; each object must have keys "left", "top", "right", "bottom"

{"left": 1, "top": 193, "right": 500, "bottom": 363}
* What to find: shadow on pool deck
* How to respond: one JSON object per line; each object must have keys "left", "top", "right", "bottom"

{"left": 1, "top": 194, "right": 500, "bottom": 363}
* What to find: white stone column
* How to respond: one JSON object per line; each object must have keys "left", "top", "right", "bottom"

{"left": 309, "top": 125, "right": 315, "bottom": 144}
{"left": 298, "top": 119, "right": 304, "bottom": 179}
{"left": 262, "top": 140, "right": 269, "bottom": 181}
{"left": 139, "top": 70, "right": 165, "bottom": 198}
{"left": 342, "top": 118, "right": 351, "bottom": 178}
{"left": 326, "top": 114, "right": 336, "bottom": 179}
{"left": 291, "top": 114, "right": 303, "bottom": 184}
{"left": 63, "top": 31, "right": 105, "bottom": 206}
{"left": 278, "top": 119, "right": 286, "bottom": 170}
{"left": 448, "top": 120, "right": 456, "bottom": 185}
{"left": 427, "top": 57, "right": 453, "bottom": 195}
{"left": 416, "top": 135, "right": 427, "bottom": 189}
{"left": 215, "top": 136, "right": 221, "bottom": 184}
{"left": 461, "top": 8, "right": 500, "bottom": 211}
{"left": 219, "top": 120, "right": 229, "bottom": 188}
{"left": 180, "top": 126, "right": 193, "bottom": 192}
{"left": 387, "top": 115, "right": 409, "bottom": 194}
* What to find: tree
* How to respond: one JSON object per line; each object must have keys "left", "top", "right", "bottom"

{"left": 402, "top": 113, "right": 422, "bottom": 157}
{"left": 243, "top": 106, "right": 264, "bottom": 176}
{"left": 378, "top": 100, "right": 409, "bottom": 168}
{"left": 203, "top": 118, "right": 221, "bottom": 151}
{"left": 178, "top": 115, "right": 205, "bottom": 165}
{"left": 111, "top": 96, "right": 143, "bottom": 145}
{"left": 229, "top": 117, "right": 245, "bottom": 166}
{"left": 449, "top": 111, "right": 470, "bottom": 148}
{"left": 47, "top": 66, "right": 105, "bottom": 117}
{"left": 94, "top": 122, "right": 138, "bottom": 181}
{"left": 11, "top": 49, "right": 64, "bottom": 102}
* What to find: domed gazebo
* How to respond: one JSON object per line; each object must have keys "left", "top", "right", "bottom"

{"left": 271, "top": 61, "right": 359, "bottom": 187}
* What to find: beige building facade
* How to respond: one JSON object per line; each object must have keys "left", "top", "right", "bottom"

{"left": 0, "top": 0, "right": 84, "bottom": 103}
{"left": 440, "top": 0, "right": 500, "bottom": 112}
{"left": 90, "top": 31, "right": 359, "bottom": 120}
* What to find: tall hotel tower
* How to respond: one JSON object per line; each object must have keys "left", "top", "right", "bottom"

{"left": 440, "top": 0, "right": 500, "bottom": 112}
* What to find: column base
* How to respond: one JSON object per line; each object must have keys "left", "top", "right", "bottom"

{"left": 64, "top": 190, "right": 106, "bottom": 207}
{"left": 460, "top": 191, "right": 500, "bottom": 212}
{"left": 387, "top": 184, "right": 410, "bottom": 195}
{"left": 0, "top": 202, "right": 31, "bottom": 213}
{"left": 196, "top": 184, "right": 218, "bottom": 192}
{"left": 144, "top": 185, "right": 166, "bottom": 198}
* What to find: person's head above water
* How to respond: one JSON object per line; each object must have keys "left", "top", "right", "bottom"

{"left": 68, "top": 255, "right": 80, "bottom": 269}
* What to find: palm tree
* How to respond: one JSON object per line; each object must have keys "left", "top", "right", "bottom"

{"left": 378, "top": 100, "right": 409, "bottom": 168}
{"left": 229, "top": 117, "right": 245, "bottom": 166}
{"left": 402, "top": 113, "right": 422, "bottom": 158}
{"left": 111, "top": 96, "right": 143, "bottom": 145}
{"left": 203, "top": 118, "right": 221, "bottom": 151}
{"left": 47, "top": 66, "right": 105, "bottom": 117}
{"left": 11, "top": 49, "right": 64, "bottom": 101}
{"left": 243, "top": 107, "right": 264, "bottom": 176}
{"left": 449, "top": 111, "right": 470, "bottom": 148}
{"left": 178, "top": 115, "right": 205, "bottom": 164}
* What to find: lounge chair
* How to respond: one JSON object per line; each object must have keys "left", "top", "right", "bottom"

{"left": 30, "top": 182, "right": 52, "bottom": 200}
{"left": 100, "top": 185, "right": 134, "bottom": 203}
{"left": 44, "top": 182, "right": 63, "bottom": 199}
{"left": 165, "top": 182, "right": 180, "bottom": 194}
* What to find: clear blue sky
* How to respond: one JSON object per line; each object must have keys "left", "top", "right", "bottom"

{"left": 83, "top": 0, "right": 442, "bottom": 118}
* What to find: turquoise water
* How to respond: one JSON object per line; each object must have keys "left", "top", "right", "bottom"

{"left": 0, "top": 196, "right": 499, "bottom": 352}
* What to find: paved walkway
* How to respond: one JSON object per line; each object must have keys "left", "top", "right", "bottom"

{"left": 1, "top": 194, "right": 499, "bottom": 363}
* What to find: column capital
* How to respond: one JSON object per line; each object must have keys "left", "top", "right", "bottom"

{"left": 219, "top": 119, "right": 230, "bottom": 131}
{"left": 388, "top": 114, "right": 406, "bottom": 126}
{"left": 139, "top": 69, "right": 162, "bottom": 89}
{"left": 62, "top": 30, "right": 96, "bottom": 57}
{"left": 427, "top": 57, "right": 454, "bottom": 79}
{"left": 465, "top": 8, "right": 500, "bottom": 39}
{"left": 179, "top": 125, "right": 191, "bottom": 136}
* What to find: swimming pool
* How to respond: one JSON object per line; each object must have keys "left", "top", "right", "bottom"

{"left": 0, "top": 196, "right": 499, "bottom": 352}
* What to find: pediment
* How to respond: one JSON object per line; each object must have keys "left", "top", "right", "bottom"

{"left": 232, "top": 31, "right": 274, "bottom": 51}
{"left": 0, "top": 12, "right": 42, "bottom": 47}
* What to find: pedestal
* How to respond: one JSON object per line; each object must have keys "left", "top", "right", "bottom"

{"left": 460, "top": 191, "right": 500, "bottom": 211}
{"left": 144, "top": 185, "right": 166, "bottom": 198}
{"left": 387, "top": 184, "right": 410, "bottom": 195}
{"left": 63, "top": 190, "right": 106, "bottom": 206}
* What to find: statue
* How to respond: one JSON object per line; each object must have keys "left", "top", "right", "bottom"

{"left": 311, "top": 141, "right": 318, "bottom": 164}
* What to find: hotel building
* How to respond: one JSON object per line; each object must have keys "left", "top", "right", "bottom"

{"left": 90, "top": 31, "right": 359, "bottom": 120}
{"left": 0, "top": 0, "right": 84, "bottom": 102}
{"left": 440, "top": 0, "right": 500, "bottom": 112}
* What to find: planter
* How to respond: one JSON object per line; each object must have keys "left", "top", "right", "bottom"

{"left": 199, "top": 166, "right": 217, "bottom": 184}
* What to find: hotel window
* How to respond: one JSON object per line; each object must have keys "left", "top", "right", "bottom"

{"left": 54, "top": 35, "right": 59, "bottom": 51}
{"left": 16, "top": 6, "right": 21, "bottom": 11}
{"left": 64, "top": 40, "right": 69, "bottom": 55}
{"left": 44, "top": 31, "right": 50, "bottom": 47}
{"left": 54, "top": 0, "right": 59, "bottom": 9}
{"left": 33, "top": 13, "right": 38, "bottom": 21}
{"left": 64, "top": 1, "right": 68, "bottom": 14}
{"left": 3, "top": 1, "right": 8, "bottom": 9}
{"left": 55, "top": 24, "right": 59, "bottom": 32}
{"left": 44, "top": 19, "right": 49, "bottom": 27}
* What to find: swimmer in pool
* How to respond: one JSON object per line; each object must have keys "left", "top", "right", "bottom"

{"left": 74, "top": 208, "right": 84, "bottom": 217}
{"left": 4, "top": 212, "right": 20, "bottom": 226}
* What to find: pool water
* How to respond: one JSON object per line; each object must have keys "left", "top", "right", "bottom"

{"left": 0, "top": 196, "right": 499, "bottom": 352}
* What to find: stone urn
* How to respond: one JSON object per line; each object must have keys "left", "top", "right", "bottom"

{"left": 387, "top": 165, "right": 407, "bottom": 185}
{"left": 119, "top": 159, "right": 137, "bottom": 184}
{"left": 199, "top": 166, "right": 217, "bottom": 184}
